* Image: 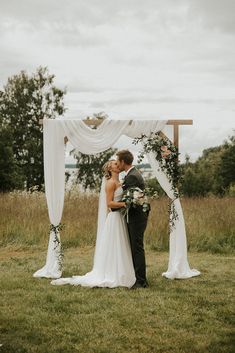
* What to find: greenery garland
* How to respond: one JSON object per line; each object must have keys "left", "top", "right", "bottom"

{"left": 50, "top": 223, "right": 65, "bottom": 272}
{"left": 133, "top": 132, "right": 181, "bottom": 232}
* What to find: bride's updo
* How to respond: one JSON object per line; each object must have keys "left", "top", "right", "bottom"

{"left": 102, "top": 159, "right": 115, "bottom": 180}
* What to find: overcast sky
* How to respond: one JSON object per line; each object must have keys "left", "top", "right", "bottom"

{"left": 0, "top": 0, "right": 234, "bottom": 162}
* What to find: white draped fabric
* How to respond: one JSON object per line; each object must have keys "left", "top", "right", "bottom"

{"left": 147, "top": 152, "right": 200, "bottom": 279}
{"left": 33, "top": 120, "right": 65, "bottom": 278}
{"left": 33, "top": 118, "right": 200, "bottom": 280}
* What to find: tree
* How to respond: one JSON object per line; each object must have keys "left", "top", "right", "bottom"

{"left": 69, "top": 114, "right": 117, "bottom": 191}
{"left": 180, "top": 134, "right": 235, "bottom": 196}
{"left": 0, "top": 67, "right": 66, "bottom": 191}
{"left": 181, "top": 165, "right": 212, "bottom": 197}
{"left": 144, "top": 177, "right": 166, "bottom": 197}
{"left": 0, "top": 126, "right": 25, "bottom": 191}
{"left": 72, "top": 148, "right": 117, "bottom": 191}
{"left": 220, "top": 135, "right": 235, "bottom": 190}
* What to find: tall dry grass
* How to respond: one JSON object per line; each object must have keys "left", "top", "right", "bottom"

{"left": 0, "top": 191, "right": 234, "bottom": 253}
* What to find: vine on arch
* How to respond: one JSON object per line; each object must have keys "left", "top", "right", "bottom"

{"left": 133, "top": 132, "right": 181, "bottom": 232}
{"left": 50, "top": 223, "right": 65, "bottom": 271}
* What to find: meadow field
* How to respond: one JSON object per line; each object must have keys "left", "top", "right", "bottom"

{"left": 0, "top": 191, "right": 234, "bottom": 253}
{"left": 0, "top": 191, "right": 234, "bottom": 353}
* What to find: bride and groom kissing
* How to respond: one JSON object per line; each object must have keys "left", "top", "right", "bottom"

{"left": 51, "top": 150, "right": 149, "bottom": 289}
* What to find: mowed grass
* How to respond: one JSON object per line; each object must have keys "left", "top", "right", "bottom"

{"left": 0, "top": 247, "right": 234, "bottom": 353}
{"left": 0, "top": 191, "right": 234, "bottom": 253}
{"left": 0, "top": 192, "right": 234, "bottom": 352}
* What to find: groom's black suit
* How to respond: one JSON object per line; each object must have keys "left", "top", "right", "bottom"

{"left": 122, "top": 167, "right": 149, "bottom": 287}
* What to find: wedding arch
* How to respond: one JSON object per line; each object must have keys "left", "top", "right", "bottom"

{"left": 33, "top": 118, "right": 200, "bottom": 280}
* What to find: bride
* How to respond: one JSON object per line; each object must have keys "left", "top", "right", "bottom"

{"left": 51, "top": 160, "right": 136, "bottom": 288}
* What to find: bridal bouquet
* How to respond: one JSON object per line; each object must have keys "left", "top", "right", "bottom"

{"left": 121, "top": 187, "right": 151, "bottom": 222}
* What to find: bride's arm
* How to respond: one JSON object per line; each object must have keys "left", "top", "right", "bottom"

{"left": 106, "top": 180, "right": 126, "bottom": 209}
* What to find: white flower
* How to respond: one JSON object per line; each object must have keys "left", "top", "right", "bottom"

{"left": 133, "top": 190, "right": 144, "bottom": 200}
{"left": 132, "top": 188, "right": 145, "bottom": 206}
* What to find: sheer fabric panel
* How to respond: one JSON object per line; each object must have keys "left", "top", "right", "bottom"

{"left": 147, "top": 152, "right": 200, "bottom": 279}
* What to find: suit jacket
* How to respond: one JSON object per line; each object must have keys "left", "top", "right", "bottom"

{"left": 122, "top": 167, "right": 146, "bottom": 221}
{"left": 122, "top": 167, "right": 145, "bottom": 192}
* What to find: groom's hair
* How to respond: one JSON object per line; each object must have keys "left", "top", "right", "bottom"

{"left": 116, "top": 150, "right": 133, "bottom": 165}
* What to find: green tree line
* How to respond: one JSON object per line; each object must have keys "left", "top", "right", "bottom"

{"left": 180, "top": 136, "right": 235, "bottom": 196}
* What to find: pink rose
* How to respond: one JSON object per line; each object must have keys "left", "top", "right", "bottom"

{"left": 161, "top": 146, "right": 171, "bottom": 158}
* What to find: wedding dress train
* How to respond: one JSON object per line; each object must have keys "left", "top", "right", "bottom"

{"left": 51, "top": 186, "right": 136, "bottom": 288}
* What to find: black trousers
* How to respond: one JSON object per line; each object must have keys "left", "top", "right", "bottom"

{"left": 126, "top": 208, "right": 148, "bottom": 285}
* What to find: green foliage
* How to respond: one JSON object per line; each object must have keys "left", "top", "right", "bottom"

{"left": 181, "top": 134, "right": 235, "bottom": 196}
{"left": 72, "top": 148, "right": 117, "bottom": 191}
{"left": 145, "top": 177, "right": 166, "bottom": 197}
{"left": 133, "top": 132, "right": 180, "bottom": 231}
{"left": 228, "top": 183, "right": 235, "bottom": 196}
{"left": 0, "top": 126, "right": 25, "bottom": 191}
{"left": 133, "top": 132, "right": 180, "bottom": 196}
{"left": 0, "top": 67, "right": 66, "bottom": 191}
{"left": 219, "top": 136, "right": 235, "bottom": 190}
{"left": 50, "top": 223, "right": 65, "bottom": 271}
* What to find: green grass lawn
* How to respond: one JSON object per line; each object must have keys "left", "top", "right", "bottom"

{"left": 0, "top": 247, "right": 234, "bottom": 353}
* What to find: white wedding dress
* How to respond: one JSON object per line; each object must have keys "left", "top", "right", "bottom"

{"left": 51, "top": 185, "right": 136, "bottom": 288}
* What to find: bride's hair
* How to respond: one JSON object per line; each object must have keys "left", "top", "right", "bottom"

{"left": 102, "top": 159, "right": 115, "bottom": 180}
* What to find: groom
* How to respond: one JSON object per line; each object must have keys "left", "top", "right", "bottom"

{"left": 116, "top": 150, "right": 149, "bottom": 289}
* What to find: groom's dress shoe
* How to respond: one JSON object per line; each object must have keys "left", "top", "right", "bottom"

{"left": 130, "top": 281, "right": 149, "bottom": 290}
{"left": 143, "top": 281, "right": 149, "bottom": 288}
